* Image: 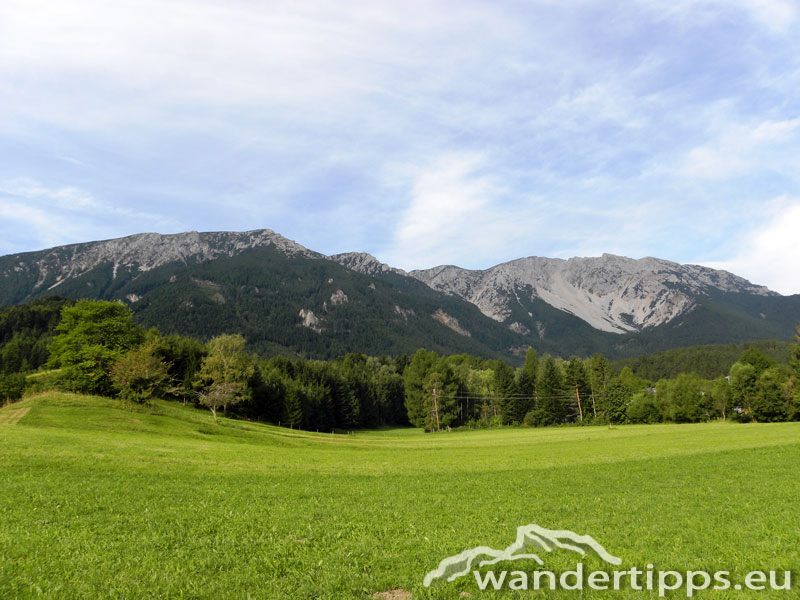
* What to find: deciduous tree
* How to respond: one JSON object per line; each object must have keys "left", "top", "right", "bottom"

{"left": 194, "top": 334, "right": 254, "bottom": 422}
{"left": 111, "top": 341, "right": 169, "bottom": 406}
{"left": 48, "top": 300, "right": 144, "bottom": 395}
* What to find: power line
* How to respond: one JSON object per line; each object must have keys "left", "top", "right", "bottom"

{"left": 437, "top": 393, "right": 590, "bottom": 401}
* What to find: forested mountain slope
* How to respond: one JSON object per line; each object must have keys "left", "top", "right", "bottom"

{"left": 2, "top": 230, "right": 799, "bottom": 360}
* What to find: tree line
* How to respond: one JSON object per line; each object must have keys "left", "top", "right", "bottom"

{"left": 2, "top": 299, "right": 799, "bottom": 429}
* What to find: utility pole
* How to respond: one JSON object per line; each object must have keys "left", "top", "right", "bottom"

{"left": 575, "top": 384, "right": 583, "bottom": 423}
{"left": 432, "top": 387, "right": 441, "bottom": 432}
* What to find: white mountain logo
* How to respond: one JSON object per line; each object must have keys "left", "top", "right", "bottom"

{"left": 423, "top": 523, "right": 622, "bottom": 587}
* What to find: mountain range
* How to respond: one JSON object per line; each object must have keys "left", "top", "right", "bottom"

{"left": 1, "top": 229, "right": 798, "bottom": 362}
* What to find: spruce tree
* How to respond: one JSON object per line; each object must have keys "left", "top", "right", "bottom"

{"left": 535, "top": 355, "right": 568, "bottom": 425}
{"left": 492, "top": 360, "right": 519, "bottom": 424}
{"left": 516, "top": 349, "right": 538, "bottom": 408}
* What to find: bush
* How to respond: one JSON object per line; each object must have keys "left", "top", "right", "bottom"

{"left": 626, "top": 391, "right": 663, "bottom": 424}
{"left": 524, "top": 408, "right": 557, "bottom": 427}
{"left": 0, "top": 373, "right": 26, "bottom": 404}
{"left": 23, "top": 370, "right": 66, "bottom": 394}
{"left": 111, "top": 343, "right": 169, "bottom": 405}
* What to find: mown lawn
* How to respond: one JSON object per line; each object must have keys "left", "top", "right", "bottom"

{"left": 1, "top": 393, "right": 799, "bottom": 599}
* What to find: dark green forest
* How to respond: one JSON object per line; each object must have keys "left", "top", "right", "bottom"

{"left": 5, "top": 245, "right": 800, "bottom": 363}
{"left": 611, "top": 339, "right": 794, "bottom": 380}
{"left": 2, "top": 297, "right": 799, "bottom": 430}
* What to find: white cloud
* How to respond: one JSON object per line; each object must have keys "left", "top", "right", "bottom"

{"left": 702, "top": 199, "right": 800, "bottom": 295}
{"left": 383, "top": 153, "right": 538, "bottom": 269}
{"left": 679, "top": 118, "right": 800, "bottom": 180}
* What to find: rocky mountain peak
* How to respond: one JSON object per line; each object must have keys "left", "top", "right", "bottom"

{"left": 410, "top": 254, "right": 776, "bottom": 334}
{"left": 1, "top": 229, "right": 320, "bottom": 294}
{"left": 1, "top": 229, "right": 783, "bottom": 341}
{"left": 328, "top": 252, "right": 406, "bottom": 277}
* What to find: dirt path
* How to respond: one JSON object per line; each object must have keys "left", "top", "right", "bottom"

{"left": 0, "top": 406, "right": 29, "bottom": 425}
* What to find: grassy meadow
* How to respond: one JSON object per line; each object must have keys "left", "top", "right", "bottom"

{"left": 1, "top": 393, "right": 799, "bottom": 599}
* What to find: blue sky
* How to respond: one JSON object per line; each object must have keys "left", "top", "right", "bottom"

{"left": 1, "top": 0, "right": 799, "bottom": 293}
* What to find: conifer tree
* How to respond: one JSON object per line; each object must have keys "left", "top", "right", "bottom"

{"left": 493, "top": 359, "right": 519, "bottom": 423}
{"left": 516, "top": 349, "right": 538, "bottom": 411}
{"left": 535, "top": 355, "right": 568, "bottom": 425}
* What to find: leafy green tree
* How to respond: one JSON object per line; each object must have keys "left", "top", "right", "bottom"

{"left": 710, "top": 378, "right": 731, "bottom": 421}
{"left": 194, "top": 334, "right": 254, "bottom": 422}
{"left": 329, "top": 372, "right": 360, "bottom": 429}
{"left": 729, "top": 361, "right": 758, "bottom": 422}
{"left": 752, "top": 367, "right": 789, "bottom": 422}
{"left": 111, "top": 341, "right": 169, "bottom": 405}
{"left": 738, "top": 347, "right": 777, "bottom": 373}
{"left": 467, "top": 367, "right": 495, "bottom": 420}
{"left": 663, "top": 373, "right": 711, "bottom": 423}
{"left": 154, "top": 334, "right": 207, "bottom": 403}
{"left": 626, "top": 391, "right": 662, "bottom": 423}
{"left": 617, "top": 366, "right": 646, "bottom": 391}
{"left": 726, "top": 348, "right": 789, "bottom": 423}
{"left": 599, "top": 378, "right": 630, "bottom": 425}
{"left": 48, "top": 300, "right": 144, "bottom": 395}
{"left": 423, "top": 362, "right": 459, "bottom": 431}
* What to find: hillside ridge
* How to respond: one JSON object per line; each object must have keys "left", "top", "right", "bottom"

{"left": 1, "top": 230, "right": 797, "bottom": 360}
{"left": 408, "top": 253, "right": 776, "bottom": 333}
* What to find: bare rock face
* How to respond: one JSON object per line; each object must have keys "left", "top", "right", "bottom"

{"left": 411, "top": 254, "right": 776, "bottom": 334}
{"left": 393, "top": 305, "right": 415, "bottom": 321}
{"left": 2, "top": 228, "right": 781, "bottom": 340}
{"left": 5, "top": 229, "right": 321, "bottom": 293}
{"left": 298, "top": 309, "right": 323, "bottom": 333}
{"left": 328, "top": 252, "right": 406, "bottom": 277}
{"left": 432, "top": 309, "right": 471, "bottom": 337}
{"left": 508, "top": 321, "right": 530, "bottom": 335}
{"left": 330, "top": 289, "right": 348, "bottom": 306}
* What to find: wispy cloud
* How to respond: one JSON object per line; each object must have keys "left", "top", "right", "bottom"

{"left": 383, "top": 153, "right": 514, "bottom": 269}
{"left": 0, "top": 178, "right": 182, "bottom": 253}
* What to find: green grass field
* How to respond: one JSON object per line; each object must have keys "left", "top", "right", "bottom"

{"left": 2, "top": 393, "right": 799, "bottom": 599}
